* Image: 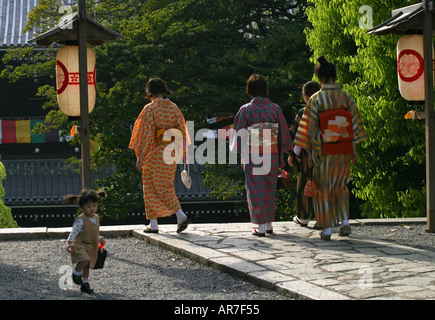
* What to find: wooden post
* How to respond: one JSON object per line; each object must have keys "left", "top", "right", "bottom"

{"left": 423, "top": 0, "right": 435, "bottom": 232}
{"left": 78, "top": 0, "right": 91, "bottom": 190}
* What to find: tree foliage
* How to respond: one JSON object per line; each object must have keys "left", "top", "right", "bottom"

{"left": 0, "top": 162, "right": 18, "bottom": 228}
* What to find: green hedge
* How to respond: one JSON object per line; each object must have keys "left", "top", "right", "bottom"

{"left": 0, "top": 162, "right": 18, "bottom": 228}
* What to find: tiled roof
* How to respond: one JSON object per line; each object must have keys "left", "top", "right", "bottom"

{"left": 0, "top": 0, "right": 38, "bottom": 48}
{"left": 174, "top": 162, "right": 214, "bottom": 202}
{"left": 2, "top": 159, "right": 213, "bottom": 206}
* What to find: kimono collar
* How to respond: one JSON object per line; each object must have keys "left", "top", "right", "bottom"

{"left": 250, "top": 97, "right": 271, "bottom": 104}
{"left": 321, "top": 83, "right": 341, "bottom": 90}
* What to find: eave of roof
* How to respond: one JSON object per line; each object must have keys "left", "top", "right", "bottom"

{"left": 28, "top": 12, "right": 124, "bottom": 46}
{"left": 368, "top": 3, "right": 435, "bottom": 36}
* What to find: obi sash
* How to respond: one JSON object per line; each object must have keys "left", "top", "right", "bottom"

{"left": 155, "top": 128, "right": 185, "bottom": 144}
{"left": 319, "top": 109, "right": 354, "bottom": 155}
{"left": 247, "top": 122, "right": 279, "bottom": 154}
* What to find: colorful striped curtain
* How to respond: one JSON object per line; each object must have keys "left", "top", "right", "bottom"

{"left": 0, "top": 119, "right": 64, "bottom": 144}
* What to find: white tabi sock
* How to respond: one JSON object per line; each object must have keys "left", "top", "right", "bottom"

{"left": 73, "top": 269, "right": 83, "bottom": 276}
{"left": 149, "top": 219, "right": 158, "bottom": 230}
{"left": 175, "top": 209, "right": 187, "bottom": 224}
{"left": 323, "top": 228, "right": 332, "bottom": 236}
{"left": 341, "top": 219, "right": 349, "bottom": 227}
{"left": 265, "top": 222, "right": 272, "bottom": 231}
{"left": 257, "top": 224, "right": 266, "bottom": 234}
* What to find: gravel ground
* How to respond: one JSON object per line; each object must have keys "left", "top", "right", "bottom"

{"left": 0, "top": 235, "right": 289, "bottom": 300}
{"left": 351, "top": 222, "right": 435, "bottom": 252}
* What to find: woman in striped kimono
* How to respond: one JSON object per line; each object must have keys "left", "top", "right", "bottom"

{"left": 129, "top": 78, "right": 190, "bottom": 234}
{"left": 293, "top": 57, "right": 367, "bottom": 240}
{"left": 289, "top": 81, "right": 321, "bottom": 227}
{"left": 233, "top": 74, "right": 293, "bottom": 236}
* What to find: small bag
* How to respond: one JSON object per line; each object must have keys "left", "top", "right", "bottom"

{"left": 277, "top": 170, "right": 292, "bottom": 190}
{"left": 303, "top": 171, "right": 317, "bottom": 197}
{"left": 93, "top": 244, "right": 107, "bottom": 270}
{"left": 181, "top": 161, "right": 191, "bottom": 189}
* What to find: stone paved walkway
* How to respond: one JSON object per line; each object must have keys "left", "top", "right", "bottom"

{"left": 134, "top": 221, "right": 435, "bottom": 300}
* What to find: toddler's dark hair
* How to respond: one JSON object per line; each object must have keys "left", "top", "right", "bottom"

{"left": 302, "top": 81, "right": 321, "bottom": 98}
{"left": 63, "top": 189, "right": 107, "bottom": 208}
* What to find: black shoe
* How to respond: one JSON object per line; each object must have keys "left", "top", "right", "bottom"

{"left": 80, "top": 282, "right": 94, "bottom": 294}
{"left": 72, "top": 273, "right": 82, "bottom": 285}
{"left": 177, "top": 219, "right": 189, "bottom": 233}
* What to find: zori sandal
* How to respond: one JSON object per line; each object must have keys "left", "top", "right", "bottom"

{"left": 143, "top": 226, "right": 159, "bottom": 234}
{"left": 339, "top": 226, "right": 351, "bottom": 237}
{"left": 177, "top": 220, "right": 189, "bottom": 233}
{"left": 252, "top": 229, "right": 265, "bottom": 237}
{"left": 319, "top": 232, "right": 331, "bottom": 241}
{"left": 293, "top": 216, "right": 308, "bottom": 227}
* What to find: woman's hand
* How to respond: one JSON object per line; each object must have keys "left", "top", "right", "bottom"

{"left": 287, "top": 154, "right": 294, "bottom": 166}
{"left": 136, "top": 153, "right": 144, "bottom": 171}
{"left": 351, "top": 143, "right": 358, "bottom": 164}
{"left": 307, "top": 151, "right": 313, "bottom": 168}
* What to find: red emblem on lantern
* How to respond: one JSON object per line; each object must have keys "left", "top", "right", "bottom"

{"left": 398, "top": 49, "right": 424, "bottom": 83}
{"left": 56, "top": 60, "right": 96, "bottom": 95}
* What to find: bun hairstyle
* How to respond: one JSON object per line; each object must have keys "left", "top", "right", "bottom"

{"left": 314, "top": 56, "right": 337, "bottom": 82}
{"left": 146, "top": 77, "right": 172, "bottom": 99}
{"left": 63, "top": 189, "right": 107, "bottom": 208}
{"left": 317, "top": 56, "right": 328, "bottom": 65}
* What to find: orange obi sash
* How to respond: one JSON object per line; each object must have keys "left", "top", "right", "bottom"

{"left": 155, "top": 128, "right": 185, "bottom": 144}
{"left": 319, "top": 109, "right": 354, "bottom": 155}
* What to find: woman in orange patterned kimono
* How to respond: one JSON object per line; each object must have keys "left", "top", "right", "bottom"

{"left": 129, "top": 78, "right": 190, "bottom": 233}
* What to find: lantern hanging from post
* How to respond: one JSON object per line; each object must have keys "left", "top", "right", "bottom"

{"left": 56, "top": 45, "right": 96, "bottom": 117}
{"left": 397, "top": 34, "right": 434, "bottom": 102}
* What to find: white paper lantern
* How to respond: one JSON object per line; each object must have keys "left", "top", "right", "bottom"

{"left": 56, "top": 45, "right": 96, "bottom": 117}
{"left": 397, "top": 35, "right": 434, "bottom": 102}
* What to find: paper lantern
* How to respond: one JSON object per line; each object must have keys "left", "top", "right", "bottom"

{"left": 56, "top": 45, "right": 96, "bottom": 117}
{"left": 397, "top": 35, "right": 434, "bottom": 102}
